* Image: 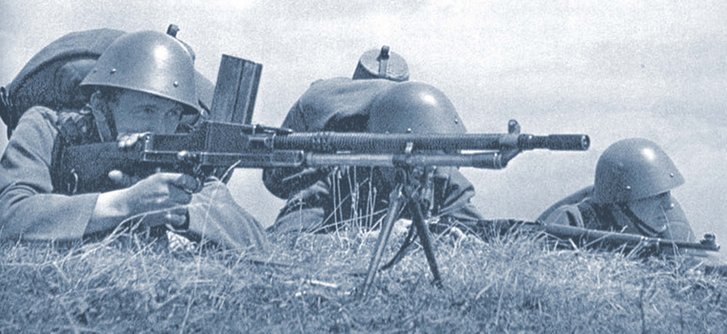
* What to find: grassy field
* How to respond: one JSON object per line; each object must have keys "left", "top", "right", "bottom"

{"left": 0, "top": 226, "right": 725, "bottom": 333}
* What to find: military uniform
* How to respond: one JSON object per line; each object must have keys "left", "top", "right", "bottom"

{"left": 263, "top": 77, "right": 484, "bottom": 234}
{"left": 538, "top": 138, "right": 698, "bottom": 243}
{"left": 540, "top": 187, "right": 696, "bottom": 241}
{"left": 0, "top": 29, "right": 269, "bottom": 253}
{"left": 0, "top": 106, "right": 269, "bottom": 251}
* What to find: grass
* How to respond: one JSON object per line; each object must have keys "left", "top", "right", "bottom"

{"left": 0, "top": 225, "right": 725, "bottom": 333}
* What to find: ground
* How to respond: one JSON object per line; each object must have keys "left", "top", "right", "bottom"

{"left": 0, "top": 225, "right": 725, "bottom": 333}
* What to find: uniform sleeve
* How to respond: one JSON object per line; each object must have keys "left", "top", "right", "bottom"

{"left": 185, "top": 179, "right": 270, "bottom": 253}
{"left": 262, "top": 100, "right": 324, "bottom": 199}
{"left": 262, "top": 78, "right": 393, "bottom": 200}
{"left": 537, "top": 186, "right": 594, "bottom": 222}
{"left": 540, "top": 203, "right": 586, "bottom": 227}
{"left": 279, "top": 100, "right": 311, "bottom": 131}
{"left": 0, "top": 107, "right": 99, "bottom": 242}
{"left": 435, "top": 167, "right": 485, "bottom": 223}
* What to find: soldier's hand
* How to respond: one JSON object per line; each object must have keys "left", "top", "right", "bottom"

{"left": 113, "top": 172, "right": 198, "bottom": 217}
{"left": 108, "top": 170, "right": 142, "bottom": 188}
{"left": 102, "top": 133, "right": 150, "bottom": 189}
{"left": 117, "top": 132, "right": 150, "bottom": 149}
{"left": 137, "top": 206, "right": 189, "bottom": 230}
{"left": 92, "top": 172, "right": 198, "bottom": 234}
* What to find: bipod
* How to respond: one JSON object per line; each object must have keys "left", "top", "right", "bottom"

{"left": 359, "top": 165, "right": 443, "bottom": 298}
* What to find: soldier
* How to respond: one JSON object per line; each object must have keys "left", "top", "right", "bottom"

{"left": 538, "top": 138, "right": 696, "bottom": 242}
{"left": 0, "top": 30, "right": 269, "bottom": 252}
{"left": 263, "top": 46, "right": 484, "bottom": 235}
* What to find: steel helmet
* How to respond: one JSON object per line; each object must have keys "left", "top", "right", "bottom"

{"left": 80, "top": 30, "right": 199, "bottom": 115}
{"left": 353, "top": 46, "right": 409, "bottom": 82}
{"left": 367, "top": 81, "right": 466, "bottom": 134}
{"left": 593, "top": 138, "right": 684, "bottom": 204}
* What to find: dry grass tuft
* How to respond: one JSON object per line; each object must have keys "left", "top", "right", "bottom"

{"left": 0, "top": 227, "right": 725, "bottom": 333}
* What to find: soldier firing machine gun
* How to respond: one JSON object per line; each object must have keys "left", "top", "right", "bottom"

{"left": 53, "top": 52, "right": 722, "bottom": 294}
{"left": 57, "top": 118, "right": 596, "bottom": 294}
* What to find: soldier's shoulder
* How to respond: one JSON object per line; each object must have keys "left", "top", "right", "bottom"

{"left": 7, "top": 106, "right": 65, "bottom": 145}
{"left": 537, "top": 185, "right": 595, "bottom": 221}
{"left": 14, "top": 106, "right": 96, "bottom": 144}
{"left": 17, "top": 105, "right": 61, "bottom": 128}
{"left": 308, "top": 77, "right": 352, "bottom": 88}
{"left": 542, "top": 203, "right": 580, "bottom": 222}
{"left": 306, "top": 77, "right": 395, "bottom": 93}
{"left": 304, "top": 77, "right": 354, "bottom": 96}
{"left": 301, "top": 77, "right": 395, "bottom": 105}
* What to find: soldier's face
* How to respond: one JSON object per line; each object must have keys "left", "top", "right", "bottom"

{"left": 111, "top": 90, "right": 184, "bottom": 136}
{"left": 626, "top": 191, "right": 675, "bottom": 226}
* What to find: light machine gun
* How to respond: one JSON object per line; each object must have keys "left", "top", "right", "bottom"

{"left": 57, "top": 119, "right": 590, "bottom": 294}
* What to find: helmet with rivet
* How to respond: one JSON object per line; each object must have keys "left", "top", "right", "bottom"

{"left": 593, "top": 138, "right": 684, "bottom": 203}
{"left": 80, "top": 30, "right": 199, "bottom": 115}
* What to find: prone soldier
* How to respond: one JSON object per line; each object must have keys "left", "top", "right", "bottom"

{"left": 538, "top": 138, "right": 697, "bottom": 244}
{"left": 538, "top": 138, "right": 727, "bottom": 277}
{"left": 263, "top": 46, "right": 485, "bottom": 235}
{"left": 0, "top": 30, "right": 269, "bottom": 252}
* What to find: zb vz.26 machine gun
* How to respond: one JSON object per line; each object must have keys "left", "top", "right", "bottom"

{"left": 58, "top": 118, "right": 590, "bottom": 294}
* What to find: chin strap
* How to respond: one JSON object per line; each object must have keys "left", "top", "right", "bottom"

{"left": 86, "top": 103, "right": 115, "bottom": 142}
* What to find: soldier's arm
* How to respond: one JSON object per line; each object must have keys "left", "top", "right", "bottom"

{"left": 0, "top": 107, "right": 99, "bottom": 241}
{"left": 434, "top": 167, "right": 486, "bottom": 223}
{"left": 540, "top": 203, "right": 585, "bottom": 227}
{"left": 537, "top": 185, "right": 594, "bottom": 222}
{"left": 0, "top": 107, "right": 192, "bottom": 241}
{"left": 262, "top": 100, "right": 324, "bottom": 199}
{"left": 182, "top": 179, "right": 270, "bottom": 253}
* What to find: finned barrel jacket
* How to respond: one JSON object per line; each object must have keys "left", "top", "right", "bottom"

{"left": 540, "top": 188, "right": 696, "bottom": 242}
{"left": 263, "top": 78, "right": 485, "bottom": 233}
{"left": 0, "top": 106, "right": 269, "bottom": 252}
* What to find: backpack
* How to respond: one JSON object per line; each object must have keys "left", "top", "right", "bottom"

{"left": 0, "top": 28, "right": 214, "bottom": 139}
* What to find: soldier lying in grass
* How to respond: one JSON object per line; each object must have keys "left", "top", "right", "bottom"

{"left": 263, "top": 46, "right": 485, "bottom": 236}
{"left": 539, "top": 138, "right": 697, "bottom": 248}
{"left": 0, "top": 30, "right": 268, "bottom": 253}
{"left": 537, "top": 138, "right": 725, "bottom": 274}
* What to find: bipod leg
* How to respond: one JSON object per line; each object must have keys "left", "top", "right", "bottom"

{"left": 409, "top": 200, "right": 443, "bottom": 288}
{"left": 359, "top": 184, "right": 407, "bottom": 298}
{"left": 379, "top": 223, "right": 416, "bottom": 271}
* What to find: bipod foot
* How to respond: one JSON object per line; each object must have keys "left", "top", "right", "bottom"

{"left": 432, "top": 277, "right": 444, "bottom": 289}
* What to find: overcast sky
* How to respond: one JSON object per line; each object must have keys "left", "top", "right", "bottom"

{"left": 2, "top": 1, "right": 726, "bottom": 248}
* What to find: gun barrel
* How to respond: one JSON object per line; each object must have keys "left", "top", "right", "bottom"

{"left": 304, "top": 152, "right": 506, "bottom": 169}
{"left": 272, "top": 132, "right": 590, "bottom": 153}
{"left": 518, "top": 135, "right": 590, "bottom": 151}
